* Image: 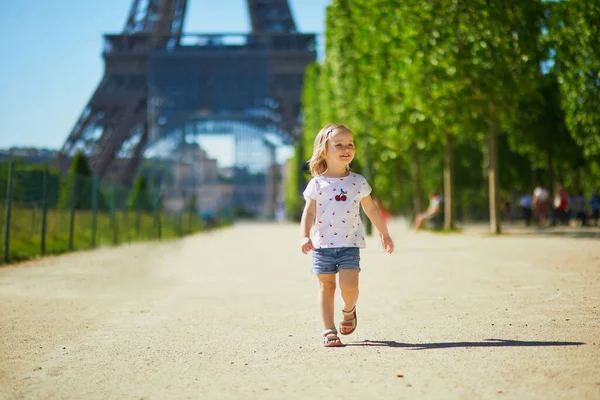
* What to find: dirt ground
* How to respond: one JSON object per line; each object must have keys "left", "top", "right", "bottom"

{"left": 1, "top": 219, "right": 599, "bottom": 400}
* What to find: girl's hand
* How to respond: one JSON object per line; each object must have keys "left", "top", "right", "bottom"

{"left": 380, "top": 233, "right": 394, "bottom": 254}
{"left": 301, "top": 237, "right": 316, "bottom": 254}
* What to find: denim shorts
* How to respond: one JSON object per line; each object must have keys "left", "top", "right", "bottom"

{"left": 312, "top": 247, "right": 361, "bottom": 274}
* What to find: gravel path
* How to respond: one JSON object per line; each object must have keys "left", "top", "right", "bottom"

{"left": 1, "top": 220, "right": 599, "bottom": 399}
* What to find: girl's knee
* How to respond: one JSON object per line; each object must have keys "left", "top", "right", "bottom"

{"left": 319, "top": 279, "right": 336, "bottom": 293}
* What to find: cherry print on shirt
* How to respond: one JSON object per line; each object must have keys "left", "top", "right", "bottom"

{"left": 335, "top": 188, "right": 348, "bottom": 202}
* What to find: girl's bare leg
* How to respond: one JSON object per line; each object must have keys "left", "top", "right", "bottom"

{"left": 317, "top": 274, "right": 337, "bottom": 331}
{"left": 339, "top": 269, "right": 359, "bottom": 333}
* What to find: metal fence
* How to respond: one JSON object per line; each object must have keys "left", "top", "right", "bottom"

{"left": 1, "top": 161, "right": 209, "bottom": 264}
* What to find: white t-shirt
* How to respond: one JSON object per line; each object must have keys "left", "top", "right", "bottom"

{"left": 303, "top": 172, "right": 372, "bottom": 249}
{"left": 533, "top": 187, "right": 549, "bottom": 202}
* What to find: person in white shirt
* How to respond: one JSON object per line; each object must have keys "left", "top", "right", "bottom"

{"left": 300, "top": 123, "right": 394, "bottom": 347}
{"left": 533, "top": 185, "right": 550, "bottom": 225}
{"left": 413, "top": 192, "right": 443, "bottom": 231}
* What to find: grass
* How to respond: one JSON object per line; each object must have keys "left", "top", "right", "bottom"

{"left": 0, "top": 203, "right": 208, "bottom": 265}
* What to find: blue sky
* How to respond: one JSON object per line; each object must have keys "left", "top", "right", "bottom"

{"left": 0, "top": 0, "right": 329, "bottom": 159}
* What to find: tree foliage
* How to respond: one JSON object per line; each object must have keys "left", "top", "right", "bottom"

{"left": 58, "top": 152, "right": 97, "bottom": 210}
{"left": 288, "top": 0, "right": 600, "bottom": 227}
{"left": 128, "top": 175, "right": 154, "bottom": 211}
{"left": 546, "top": 0, "right": 600, "bottom": 156}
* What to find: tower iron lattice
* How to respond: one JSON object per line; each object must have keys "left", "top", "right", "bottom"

{"left": 57, "top": 0, "right": 316, "bottom": 216}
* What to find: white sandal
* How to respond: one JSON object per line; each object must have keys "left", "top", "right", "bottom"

{"left": 339, "top": 306, "right": 357, "bottom": 335}
{"left": 322, "top": 328, "right": 343, "bottom": 347}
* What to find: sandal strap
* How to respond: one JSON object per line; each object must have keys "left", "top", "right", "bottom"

{"left": 342, "top": 305, "right": 356, "bottom": 316}
{"left": 322, "top": 328, "right": 338, "bottom": 336}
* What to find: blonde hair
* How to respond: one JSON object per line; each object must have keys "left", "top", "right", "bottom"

{"left": 308, "top": 123, "right": 353, "bottom": 176}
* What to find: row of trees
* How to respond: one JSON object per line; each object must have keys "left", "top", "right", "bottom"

{"left": 287, "top": 0, "right": 599, "bottom": 233}
{"left": 1, "top": 154, "right": 159, "bottom": 212}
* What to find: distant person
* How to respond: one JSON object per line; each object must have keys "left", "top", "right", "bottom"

{"left": 275, "top": 201, "right": 285, "bottom": 223}
{"left": 501, "top": 198, "right": 512, "bottom": 221}
{"left": 300, "top": 123, "right": 394, "bottom": 348}
{"left": 571, "top": 192, "right": 588, "bottom": 226}
{"left": 553, "top": 184, "right": 570, "bottom": 226}
{"left": 533, "top": 185, "right": 550, "bottom": 225}
{"left": 413, "top": 192, "right": 443, "bottom": 231}
{"left": 519, "top": 193, "right": 533, "bottom": 226}
{"left": 590, "top": 192, "right": 600, "bottom": 226}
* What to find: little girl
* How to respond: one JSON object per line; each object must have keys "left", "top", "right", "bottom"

{"left": 300, "top": 123, "right": 394, "bottom": 347}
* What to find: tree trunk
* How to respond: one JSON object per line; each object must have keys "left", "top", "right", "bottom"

{"left": 546, "top": 148, "right": 554, "bottom": 196}
{"left": 488, "top": 121, "right": 501, "bottom": 234}
{"left": 363, "top": 132, "right": 373, "bottom": 236}
{"left": 297, "top": 139, "right": 306, "bottom": 196}
{"left": 410, "top": 142, "right": 423, "bottom": 217}
{"left": 394, "top": 158, "right": 403, "bottom": 215}
{"left": 443, "top": 131, "right": 455, "bottom": 230}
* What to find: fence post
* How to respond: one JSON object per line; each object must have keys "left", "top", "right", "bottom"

{"left": 40, "top": 167, "right": 48, "bottom": 255}
{"left": 68, "top": 175, "right": 77, "bottom": 251}
{"left": 3, "top": 161, "right": 14, "bottom": 263}
{"left": 155, "top": 193, "right": 162, "bottom": 241}
{"left": 124, "top": 208, "right": 130, "bottom": 244}
{"left": 178, "top": 212, "right": 183, "bottom": 237}
{"left": 91, "top": 177, "right": 98, "bottom": 248}
{"left": 110, "top": 183, "right": 118, "bottom": 245}
{"left": 135, "top": 200, "right": 141, "bottom": 236}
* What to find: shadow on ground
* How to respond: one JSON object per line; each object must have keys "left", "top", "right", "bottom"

{"left": 346, "top": 338, "right": 585, "bottom": 350}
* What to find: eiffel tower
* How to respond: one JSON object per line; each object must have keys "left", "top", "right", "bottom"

{"left": 57, "top": 0, "right": 316, "bottom": 192}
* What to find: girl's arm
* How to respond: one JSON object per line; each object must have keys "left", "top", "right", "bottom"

{"left": 361, "top": 195, "right": 394, "bottom": 254}
{"left": 300, "top": 198, "right": 317, "bottom": 253}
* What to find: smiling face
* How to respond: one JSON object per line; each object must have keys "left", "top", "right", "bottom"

{"left": 325, "top": 129, "right": 355, "bottom": 169}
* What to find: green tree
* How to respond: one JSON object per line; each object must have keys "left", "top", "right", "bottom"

{"left": 285, "top": 63, "right": 322, "bottom": 221}
{"left": 127, "top": 175, "right": 154, "bottom": 211}
{"left": 546, "top": 0, "right": 600, "bottom": 157}
{"left": 453, "top": 0, "right": 544, "bottom": 233}
{"left": 58, "top": 152, "right": 96, "bottom": 209}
